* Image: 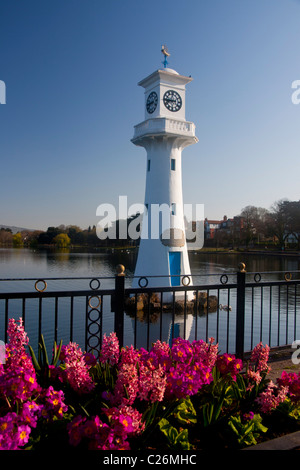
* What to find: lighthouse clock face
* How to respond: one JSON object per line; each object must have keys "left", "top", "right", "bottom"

{"left": 146, "top": 91, "right": 158, "bottom": 114}
{"left": 163, "top": 90, "right": 182, "bottom": 112}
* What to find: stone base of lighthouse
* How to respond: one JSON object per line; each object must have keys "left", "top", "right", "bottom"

{"left": 125, "top": 290, "right": 219, "bottom": 313}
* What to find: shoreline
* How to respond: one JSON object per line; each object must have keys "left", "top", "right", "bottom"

{"left": 1, "top": 245, "right": 300, "bottom": 258}
{"left": 192, "top": 249, "right": 300, "bottom": 258}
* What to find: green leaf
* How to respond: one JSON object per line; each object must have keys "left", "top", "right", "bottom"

{"left": 28, "top": 344, "right": 41, "bottom": 372}
{"left": 175, "top": 429, "right": 190, "bottom": 450}
{"left": 158, "top": 418, "right": 178, "bottom": 444}
{"left": 40, "top": 335, "right": 49, "bottom": 366}
{"left": 176, "top": 397, "right": 197, "bottom": 425}
{"left": 53, "top": 339, "right": 62, "bottom": 367}
{"left": 202, "top": 398, "right": 224, "bottom": 427}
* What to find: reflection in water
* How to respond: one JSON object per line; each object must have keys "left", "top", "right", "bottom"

{"left": 1, "top": 248, "right": 300, "bottom": 354}
{"left": 130, "top": 310, "right": 194, "bottom": 350}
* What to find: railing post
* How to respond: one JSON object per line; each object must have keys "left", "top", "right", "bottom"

{"left": 236, "top": 262, "right": 246, "bottom": 359}
{"left": 114, "top": 264, "right": 125, "bottom": 348}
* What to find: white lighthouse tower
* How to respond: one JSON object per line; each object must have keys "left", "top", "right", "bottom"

{"left": 131, "top": 48, "right": 198, "bottom": 299}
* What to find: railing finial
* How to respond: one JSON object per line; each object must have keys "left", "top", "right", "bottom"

{"left": 116, "top": 264, "right": 125, "bottom": 276}
{"left": 238, "top": 262, "right": 246, "bottom": 273}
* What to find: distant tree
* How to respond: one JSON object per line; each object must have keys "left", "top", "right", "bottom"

{"left": 0, "top": 228, "right": 13, "bottom": 245}
{"left": 38, "top": 227, "right": 60, "bottom": 245}
{"left": 12, "top": 232, "right": 23, "bottom": 247}
{"left": 53, "top": 233, "right": 71, "bottom": 248}
{"left": 26, "top": 230, "right": 43, "bottom": 247}
{"left": 239, "top": 205, "right": 269, "bottom": 247}
{"left": 66, "top": 225, "right": 82, "bottom": 244}
{"left": 268, "top": 200, "right": 300, "bottom": 249}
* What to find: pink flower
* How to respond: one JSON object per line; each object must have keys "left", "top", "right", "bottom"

{"left": 104, "top": 405, "right": 145, "bottom": 437}
{"left": 20, "top": 401, "right": 42, "bottom": 428}
{"left": 167, "top": 361, "right": 212, "bottom": 399}
{"left": 0, "top": 411, "right": 31, "bottom": 450}
{"left": 100, "top": 333, "right": 119, "bottom": 366}
{"left": 0, "top": 351, "right": 40, "bottom": 403}
{"left": 242, "top": 411, "right": 254, "bottom": 421}
{"left": 67, "top": 415, "right": 113, "bottom": 449}
{"left": 119, "top": 345, "right": 140, "bottom": 366}
{"left": 277, "top": 371, "right": 300, "bottom": 401}
{"left": 38, "top": 385, "right": 68, "bottom": 420}
{"left": 216, "top": 353, "right": 243, "bottom": 380}
{"left": 138, "top": 362, "right": 167, "bottom": 402}
{"left": 246, "top": 369, "right": 262, "bottom": 390}
{"left": 67, "top": 409, "right": 140, "bottom": 451}
{"left": 148, "top": 340, "right": 171, "bottom": 370}
{"left": 15, "top": 425, "right": 31, "bottom": 447}
{"left": 60, "top": 342, "right": 95, "bottom": 394}
{"left": 7, "top": 317, "right": 29, "bottom": 351}
{"left": 67, "top": 415, "right": 86, "bottom": 446}
{"left": 84, "top": 352, "right": 97, "bottom": 366}
{"left": 250, "top": 342, "right": 271, "bottom": 373}
{"left": 171, "top": 338, "right": 194, "bottom": 365}
{"left": 112, "top": 363, "right": 139, "bottom": 405}
{"left": 192, "top": 337, "right": 219, "bottom": 369}
{"left": 256, "top": 380, "right": 288, "bottom": 414}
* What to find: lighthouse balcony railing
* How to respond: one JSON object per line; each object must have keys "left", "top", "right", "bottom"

{"left": 132, "top": 118, "right": 196, "bottom": 140}
{"left": 1, "top": 266, "right": 300, "bottom": 360}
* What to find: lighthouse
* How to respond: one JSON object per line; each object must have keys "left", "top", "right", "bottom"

{"left": 131, "top": 49, "right": 198, "bottom": 299}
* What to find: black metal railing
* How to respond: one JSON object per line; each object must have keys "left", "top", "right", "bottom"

{"left": 0, "top": 263, "right": 300, "bottom": 359}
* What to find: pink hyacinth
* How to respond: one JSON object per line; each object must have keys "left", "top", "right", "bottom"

{"left": 250, "top": 342, "right": 271, "bottom": 373}
{"left": 0, "top": 319, "right": 40, "bottom": 403}
{"left": 7, "top": 317, "right": 29, "bottom": 351}
{"left": 100, "top": 332, "right": 120, "bottom": 366}
{"left": 138, "top": 362, "right": 167, "bottom": 402}
{"left": 246, "top": 369, "right": 263, "bottom": 391}
{"left": 112, "top": 362, "right": 139, "bottom": 405}
{"left": 119, "top": 345, "right": 140, "bottom": 366}
{"left": 192, "top": 337, "right": 219, "bottom": 369}
{"left": 256, "top": 380, "right": 288, "bottom": 414}
{"left": 60, "top": 342, "right": 95, "bottom": 394}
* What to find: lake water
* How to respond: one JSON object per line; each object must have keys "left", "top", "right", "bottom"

{"left": 1, "top": 247, "right": 300, "bottom": 354}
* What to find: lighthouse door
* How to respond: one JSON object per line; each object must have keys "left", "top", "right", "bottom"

{"left": 169, "top": 252, "right": 181, "bottom": 286}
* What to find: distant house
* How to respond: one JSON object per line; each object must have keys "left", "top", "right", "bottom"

{"left": 284, "top": 231, "right": 299, "bottom": 245}
{"left": 204, "top": 218, "right": 222, "bottom": 239}
{"left": 204, "top": 216, "right": 245, "bottom": 240}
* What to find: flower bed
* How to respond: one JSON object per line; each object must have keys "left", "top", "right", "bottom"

{"left": 1, "top": 317, "right": 300, "bottom": 450}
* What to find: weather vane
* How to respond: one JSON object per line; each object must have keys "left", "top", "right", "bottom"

{"left": 161, "top": 45, "right": 170, "bottom": 68}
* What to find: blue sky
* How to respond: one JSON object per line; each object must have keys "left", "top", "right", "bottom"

{"left": 0, "top": 0, "right": 299, "bottom": 231}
